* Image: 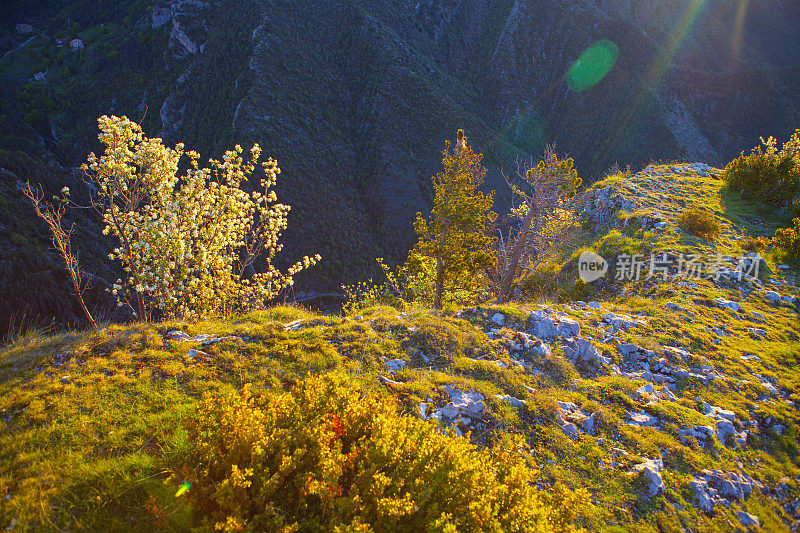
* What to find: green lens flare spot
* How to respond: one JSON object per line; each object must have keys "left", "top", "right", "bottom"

{"left": 175, "top": 481, "right": 192, "bottom": 497}
{"left": 567, "top": 40, "right": 619, "bottom": 91}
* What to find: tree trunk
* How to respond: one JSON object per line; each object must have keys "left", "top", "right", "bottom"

{"left": 434, "top": 231, "right": 447, "bottom": 309}
{"left": 68, "top": 270, "right": 97, "bottom": 329}
{"left": 498, "top": 204, "right": 535, "bottom": 301}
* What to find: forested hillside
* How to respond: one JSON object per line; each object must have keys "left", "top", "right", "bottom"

{"left": 1, "top": 0, "right": 800, "bottom": 332}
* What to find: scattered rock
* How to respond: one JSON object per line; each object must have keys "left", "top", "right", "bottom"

{"left": 385, "top": 359, "right": 407, "bottom": 373}
{"left": 737, "top": 511, "right": 760, "bottom": 528}
{"left": 619, "top": 343, "right": 644, "bottom": 358}
{"left": 603, "top": 313, "right": 646, "bottom": 330}
{"left": 581, "top": 184, "right": 637, "bottom": 230}
{"left": 760, "top": 379, "right": 780, "bottom": 396}
{"left": 678, "top": 425, "right": 716, "bottom": 443}
{"left": 167, "top": 330, "right": 191, "bottom": 341}
{"left": 563, "top": 337, "right": 611, "bottom": 366}
{"left": 765, "top": 291, "right": 782, "bottom": 304}
{"left": 561, "top": 421, "right": 578, "bottom": 438}
{"left": 626, "top": 411, "right": 658, "bottom": 427}
{"left": 634, "top": 458, "right": 665, "bottom": 497}
{"left": 187, "top": 349, "right": 210, "bottom": 360}
{"left": 665, "top": 302, "right": 693, "bottom": 316}
{"left": 497, "top": 394, "right": 526, "bottom": 408}
{"left": 438, "top": 386, "right": 485, "bottom": 419}
{"left": 283, "top": 318, "right": 329, "bottom": 331}
{"left": 528, "top": 311, "right": 580, "bottom": 340}
{"left": 688, "top": 470, "right": 761, "bottom": 513}
{"left": 203, "top": 336, "right": 242, "bottom": 346}
{"left": 714, "top": 298, "right": 741, "bottom": 312}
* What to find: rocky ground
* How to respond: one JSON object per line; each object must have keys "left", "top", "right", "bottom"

{"left": 1, "top": 164, "right": 799, "bottom": 531}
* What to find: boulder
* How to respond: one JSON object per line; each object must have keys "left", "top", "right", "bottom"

{"left": 689, "top": 479, "right": 715, "bottom": 513}
{"left": 440, "top": 386, "right": 485, "bottom": 419}
{"left": 564, "top": 337, "right": 611, "bottom": 365}
{"left": 714, "top": 298, "right": 741, "bottom": 312}
{"left": 69, "top": 38, "right": 84, "bottom": 50}
{"left": 386, "top": 359, "right": 407, "bottom": 373}
{"left": 626, "top": 411, "right": 658, "bottom": 427}
{"left": 15, "top": 23, "right": 34, "bottom": 33}
{"left": 737, "top": 511, "right": 760, "bottom": 528}
{"left": 528, "top": 311, "right": 580, "bottom": 340}
{"left": 715, "top": 419, "right": 736, "bottom": 443}
{"left": 491, "top": 313, "right": 505, "bottom": 326}
{"left": 603, "top": 313, "right": 645, "bottom": 330}
{"left": 765, "top": 290, "right": 782, "bottom": 304}
{"left": 635, "top": 459, "right": 665, "bottom": 497}
{"left": 497, "top": 394, "right": 526, "bottom": 409}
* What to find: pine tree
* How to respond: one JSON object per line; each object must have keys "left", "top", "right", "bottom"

{"left": 407, "top": 130, "right": 496, "bottom": 309}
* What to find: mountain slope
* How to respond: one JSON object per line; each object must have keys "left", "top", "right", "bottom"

{"left": 2, "top": 163, "right": 799, "bottom": 530}
{"left": 1, "top": 0, "right": 800, "bottom": 332}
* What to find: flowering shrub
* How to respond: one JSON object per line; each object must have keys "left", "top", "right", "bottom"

{"left": 183, "top": 375, "right": 585, "bottom": 532}
{"left": 82, "top": 115, "right": 320, "bottom": 319}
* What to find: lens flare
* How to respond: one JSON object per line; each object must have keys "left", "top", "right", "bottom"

{"left": 731, "top": 0, "right": 750, "bottom": 68}
{"left": 567, "top": 40, "right": 620, "bottom": 91}
{"left": 175, "top": 481, "right": 192, "bottom": 497}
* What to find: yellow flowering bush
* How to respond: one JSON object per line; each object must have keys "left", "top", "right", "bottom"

{"left": 82, "top": 115, "right": 320, "bottom": 319}
{"left": 184, "top": 375, "right": 586, "bottom": 532}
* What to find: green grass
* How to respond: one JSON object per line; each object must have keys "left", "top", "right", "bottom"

{"left": 3, "top": 164, "right": 800, "bottom": 530}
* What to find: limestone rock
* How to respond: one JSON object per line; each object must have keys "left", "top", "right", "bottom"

{"left": 737, "top": 511, "right": 760, "bottom": 528}
{"left": 626, "top": 411, "right": 658, "bottom": 427}
{"left": 765, "top": 290, "right": 782, "bottom": 304}
{"left": 497, "top": 394, "right": 526, "bottom": 408}
{"left": 714, "top": 298, "right": 741, "bottom": 312}
{"left": 439, "top": 386, "right": 485, "bottom": 419}
{"left": 634, "top": 458, "right": 664, "bottom": 497}
{"left": 385, "top": 359, "right": 407, "bottom": 373}
{"left": 528, "top": 311, "right": 580, "bottom": 340}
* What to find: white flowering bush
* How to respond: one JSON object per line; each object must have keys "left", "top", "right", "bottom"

{"left": 82, "top": 115, "right": 320, "bottom": 319}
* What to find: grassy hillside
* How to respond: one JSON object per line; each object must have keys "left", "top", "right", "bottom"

{"left": 2, "top": 163, "right": 800, "bottom": 530}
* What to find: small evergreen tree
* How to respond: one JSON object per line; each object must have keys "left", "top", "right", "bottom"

{"left": 406, "top": 130, "right": 496, "bottom": 309}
